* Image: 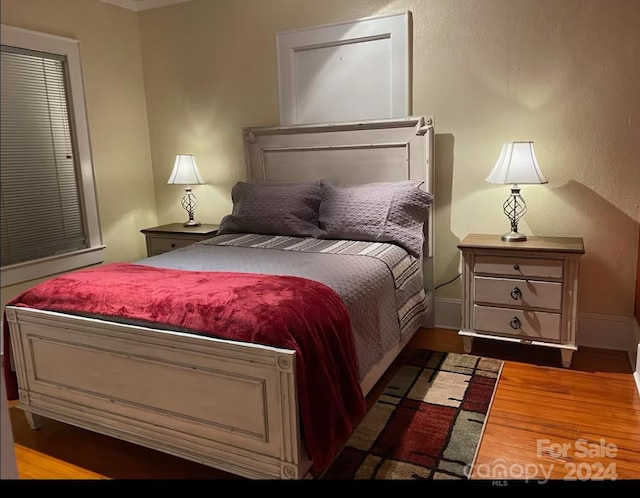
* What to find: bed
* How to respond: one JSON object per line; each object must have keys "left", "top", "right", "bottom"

{"left": 3, "top": 116, "right": 435, "bottom": 479}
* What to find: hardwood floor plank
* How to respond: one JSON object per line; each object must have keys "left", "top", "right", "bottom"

{"left": 7, "top": 327, "right": 640, "bottom": 481}
{"left": 14, "top": 445, "right": 107, "bottom": 480}
{"left": 473, "top": 427, "right": 638, "bottom": 479}
{"left": 474, "top": 348, "right": 640, "bottom": 481}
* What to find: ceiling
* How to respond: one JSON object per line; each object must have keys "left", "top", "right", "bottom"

{"left": 100, "top": 0, "right": 192, "bottom": 12}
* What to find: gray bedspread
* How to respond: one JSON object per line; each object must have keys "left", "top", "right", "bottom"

{"left": 138, "top": 233, "right": 429, "bottom": 381}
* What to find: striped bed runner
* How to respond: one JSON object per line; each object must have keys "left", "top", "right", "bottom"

{"left": 207, "top": 233, "right": 428, "bottom": 337}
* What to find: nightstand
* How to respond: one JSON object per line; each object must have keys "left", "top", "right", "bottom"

{"left": 141, "top": 223, "right": 220, "bottom": 257}
{"left": 458, "top": 234, "right": 585, "bottom": 367}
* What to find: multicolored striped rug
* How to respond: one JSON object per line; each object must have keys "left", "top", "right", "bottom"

{"left": 322, "top": 349, "right": 503, "bottom": 480}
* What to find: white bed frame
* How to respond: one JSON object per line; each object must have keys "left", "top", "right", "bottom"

{"left": 6, "top": 116, "right": 435, "bottom": 480}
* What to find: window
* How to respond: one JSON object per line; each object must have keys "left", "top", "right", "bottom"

{"left": 1, "top": 25, "right": 104, "bottom": 287}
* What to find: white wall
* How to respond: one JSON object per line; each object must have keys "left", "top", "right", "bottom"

{"left": 138, "top": 0, "right": 640, "bottom": 325}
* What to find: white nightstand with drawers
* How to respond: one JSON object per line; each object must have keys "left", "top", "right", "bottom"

{"left": 458, "top": 234, "right": 585, "bottom": 368}
{"left": 141, "top": 223, "right": 220, "bottom": 257}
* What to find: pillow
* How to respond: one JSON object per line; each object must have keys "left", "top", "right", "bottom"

{"left": 318, "top": 180, "right": 433, "bottom": 257}
{"left": 218, "top": 181, "right": 323, "bottom": 238}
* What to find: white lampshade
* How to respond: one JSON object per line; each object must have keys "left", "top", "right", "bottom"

{"left": 167, "top": 154, "right": 204, "bottom": 185}
{"left": 485, "top": 142, "right": 548, "bottom": 185}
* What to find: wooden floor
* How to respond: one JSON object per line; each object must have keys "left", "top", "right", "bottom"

{"left": 5, "top": 328, "right": 640, "bottom": 481}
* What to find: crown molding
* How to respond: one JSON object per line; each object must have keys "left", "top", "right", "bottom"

{"left": 100, "top": 0, "right": 192, "bottom": 12}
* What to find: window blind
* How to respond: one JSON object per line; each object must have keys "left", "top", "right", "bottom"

{"left": 1, "top": 46, "right": 88, "bottom": 267}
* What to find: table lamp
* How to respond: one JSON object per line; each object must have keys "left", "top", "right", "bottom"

{"left": 485, "top": 141, "right": 548, "bottom": 242}
{"left": 167, "top": 154, "right": 205, "bottom": 227}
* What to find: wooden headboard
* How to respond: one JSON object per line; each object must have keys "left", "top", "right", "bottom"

{"left": 241, "top": 116, "right": 435, "bottom": 302}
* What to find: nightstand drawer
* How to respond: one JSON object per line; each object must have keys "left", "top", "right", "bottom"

{"left": 474, "top": 305, "right": 562, "bottom": 342}
{"left": 148, "top": 237, "right": 197, "bottom": 253}
{"left": 141, "top": 223, "right": 220, "bottom": 258}
{"left": 475, "top": 255, "right": 563, "bottom": 279}
{"left": 474, "top": 277, "right": 562, "bottom": 311}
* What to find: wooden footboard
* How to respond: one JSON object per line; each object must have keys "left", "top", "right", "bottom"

{"left": 5, "top": 306, "right": 311, "bottom": 479}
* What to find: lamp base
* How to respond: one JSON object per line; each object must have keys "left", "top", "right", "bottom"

{"left": 183, "top": 220, "right": 201, "bottom": 227}
{"left": 501, "top": 231, "right": 527, "bottom": 242}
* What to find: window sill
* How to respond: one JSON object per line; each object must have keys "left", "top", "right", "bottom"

{"left": 1, "top": 246, "right": 106, "bottom": 288}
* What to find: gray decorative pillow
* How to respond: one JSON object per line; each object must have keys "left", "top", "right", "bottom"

{"left": 318, "top": 180, "right": 433, "bottom": 257}
{"left": 218, "top": 181, "right": 323, "bottom": 238}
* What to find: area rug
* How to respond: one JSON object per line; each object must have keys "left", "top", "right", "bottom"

{"left": 322, "top": 349, "right": 503, "bottom": 480}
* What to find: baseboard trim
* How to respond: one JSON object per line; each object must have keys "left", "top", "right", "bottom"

{"left": 434, "top": 298, "right": 637, "bottom": 360}
{"left": 434, "top": 298, "right": 461, "bottom": 330}
{"left": 578, "top": 312, "right": 636, "bottom": 353}
{"left": 632, "top": 322, "right": 640, "bottom": 396}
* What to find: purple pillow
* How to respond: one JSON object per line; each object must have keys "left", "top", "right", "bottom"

{"left": 318, "top": 180, "right": 433, "bottom": 257}
{"left": 219, "top": 181, "right": 323, "bottom": 238}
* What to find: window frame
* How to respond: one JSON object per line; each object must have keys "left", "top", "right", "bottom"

{"left": 1, "top": 24, "right": 104, "bottom": 288}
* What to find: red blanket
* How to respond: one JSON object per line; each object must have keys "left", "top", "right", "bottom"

{"left": 2, "top": 262, "right": 367, "bottom": 472}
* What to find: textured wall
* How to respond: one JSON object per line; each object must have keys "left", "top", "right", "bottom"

{"left": 0, "top": 0, "right": 157, "bottom": 308}
{"left": 1, "top": 0, "right": 638, "bottom": 322}
{"left": 139, "top": 0, "right": 640, "bottom": 318}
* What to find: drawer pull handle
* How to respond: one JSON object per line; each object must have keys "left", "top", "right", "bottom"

{"left": 513, "top": 264, "right": 520, "bottom": 271}
{"left": 171, "top": 243, "right": 176, "bottom": 248}
{"left": 510, "top": 317, "right": 521, "bottom": 330}
{"left": 510, "top": 287, "right": 522, "bottom": 300}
